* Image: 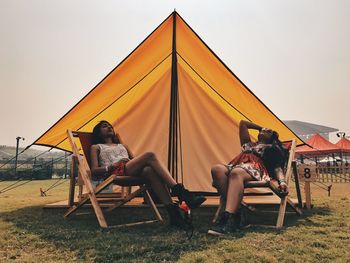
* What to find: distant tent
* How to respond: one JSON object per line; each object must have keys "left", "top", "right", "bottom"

{"left": 33, "top": 12, "right": 303, "bottom": 192}
{"left": 296, "top": 133, "right": 340, "bottom": 156}
{"left": 335, "top": 137, "right": 350, "bottom": 154}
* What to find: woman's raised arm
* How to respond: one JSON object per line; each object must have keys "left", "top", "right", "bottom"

{"left": 239, "top": 120, "right": 263, "bottom": 146}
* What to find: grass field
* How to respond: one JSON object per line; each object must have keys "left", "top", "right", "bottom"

{"left": 1, "top": 179, "right": 350, "bottom": 262}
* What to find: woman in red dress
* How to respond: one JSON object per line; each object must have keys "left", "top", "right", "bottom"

{"left": 208, "top": 120, "right": 288, "bottom": 235}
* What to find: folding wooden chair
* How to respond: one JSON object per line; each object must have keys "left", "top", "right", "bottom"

{"left": 64, "top": 129, "right": 163, "bottom": 228}
{"left": 213, "top": 139, "right": 302, "bottom": 228}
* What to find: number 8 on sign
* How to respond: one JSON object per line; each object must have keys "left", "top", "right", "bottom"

{"left": 304, "top": 168, "right": 311, "bottom": 179}
{"left": 297, "top": 164, "right": 316, "bottom": 182}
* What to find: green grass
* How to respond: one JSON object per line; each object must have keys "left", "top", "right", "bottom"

{"left": 1, "top": 180, "right": 350, "bottom": 262}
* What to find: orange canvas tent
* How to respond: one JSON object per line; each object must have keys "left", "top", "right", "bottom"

{"left": 296, "top": 134, "right": 340, "bottom": 156}
{"left": 34, "top": 12, "right": 303, "bottom": 192}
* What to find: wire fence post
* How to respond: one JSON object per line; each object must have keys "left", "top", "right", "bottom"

{"left": 32, "top": 157, "right": 36, "bottom": 178}
{"left": 65, "top": 152, "right": 68, "bottom": 179}
{"left": 14, "top": 136, "right": 25, "bottom": 178}
{"left": 50, "top": 158, "right": 53, "bottom": 178}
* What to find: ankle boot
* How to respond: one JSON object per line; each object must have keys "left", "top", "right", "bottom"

{"left": 165, "top": 203, "right": 189, "bottom": 229}
{"left": 214, "top": 210, "right": 228, "bottom": 226}
{"left": 171, "top": 184, "right": 206, "bottom": 209}
{"left": 235, "top": 207, "right": 249, "bottom": 229}
{"left": 208, "top": 211, "right": 238, "bottom": 236}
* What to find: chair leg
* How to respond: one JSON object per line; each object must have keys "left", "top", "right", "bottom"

{"left": 64, "top": 174, "right": 116, "bottom": 218}
{"left": 241, "top": 200, "right": 257, "bottom": 212}
{"left": 212, "top": 201, "right": 224, "bottom": 223}
{"left": 144, "top": 189, "right": 163, "bottom": 222}
{"left": 80, "top": 170, "right": 109, "bottom": 228}
{"left": 292, "top": 161, "right": 303, "bottom": 209}
{"left": 87, "top": 191, "right": 108, "bottom": 228}
{"left": 286, "top": 197, "right": 302, "bottom": 215}
{"left": 276, "top": 196, "right": 288, "bottom": 228}
{"left": 106, "top": 186, "right": 146, "bottom": 212}
{"left": 268, "top": 181, "right": 302, "bottom": 215}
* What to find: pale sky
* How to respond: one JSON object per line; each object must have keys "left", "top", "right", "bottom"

{"left": 1, "top": 0, "right": 349, "bottom": 149}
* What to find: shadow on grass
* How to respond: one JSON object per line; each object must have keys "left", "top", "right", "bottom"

{"left": 0, "top": 203, "right": 331, "bottom": 262}
{"left": 0, "top": 205, "right": 222, "bottom": 262}
{"left": 237, "top": 204, "right": 332, "bottom": 235}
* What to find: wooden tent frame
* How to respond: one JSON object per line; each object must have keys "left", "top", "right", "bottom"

{"left": 213, "top": 139, "right": 303, "bottom": 228}
{"left": 64, "top": 129, "right": 163, "bottom": 228}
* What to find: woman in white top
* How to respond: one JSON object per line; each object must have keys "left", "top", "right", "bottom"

{"left": 90, "top": 120, "right": 205, "bottom": 228}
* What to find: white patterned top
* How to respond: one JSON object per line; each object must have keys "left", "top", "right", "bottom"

{"left": 97, "top": 144, "right": 130, "bottom": 167}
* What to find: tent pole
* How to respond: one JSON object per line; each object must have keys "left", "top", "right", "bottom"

{"left": 167, "top": 11, "right": 179, "bottom": 182}
{"left": 167, "top": 13, "right": 175, "bottom": 174}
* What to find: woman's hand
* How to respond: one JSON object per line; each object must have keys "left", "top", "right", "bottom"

{"left": 275, "top": 167, "right": 288, "bottom": 195}
{"left": 278, "top": 182, "right": 288, "bottom": 195}
{"left": 110, "top": 158, "right": 129, "bottom": 170}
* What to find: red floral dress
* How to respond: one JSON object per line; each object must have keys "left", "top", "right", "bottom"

{"left": 226, "top": 142, "right": 271, "bottom": 181}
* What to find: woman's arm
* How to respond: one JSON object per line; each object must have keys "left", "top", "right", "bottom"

{"left": 274, "top": 167, "right": 288, "bottom": 193}
{"left": 239, "top": 120, "right": 263, "bottom": 146}
{"left": 90, "top": 144, "right": 112, "bottom": 177}
{"left": 124, "top": 144, "right": 134, "bottom": 159}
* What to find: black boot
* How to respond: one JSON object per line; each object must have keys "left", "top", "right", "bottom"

{"left": 208, "top": 211, "right": 238, "bottom": 236}
{"left": 171, "top": 184, "right": 206, "bottom": 209}
{"left": 213, "top": 210, "right": 228, "bottom": 226}
{"left": 235, "top": 207, "right": 249, "bottom": 229}
{"left": 165, "top": 203, "right": 190, "bottom": 229}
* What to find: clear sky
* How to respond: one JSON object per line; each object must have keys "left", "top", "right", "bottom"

{"left": 1, "top": 0, "right": 349, "bottom": 148}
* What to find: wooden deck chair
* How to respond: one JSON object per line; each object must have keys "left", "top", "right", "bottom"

{"left": 213, "top": 139, "right": 302, "bottom": 228}
{"left": 64, "top": 129, "right": 163, "bottom": 228}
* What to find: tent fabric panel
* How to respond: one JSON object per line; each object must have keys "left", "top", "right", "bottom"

{"left": 65, "top": 56, "right": 171, "bottom": 149}
{"left": 175, "top": 14, "right": 303, "bottom": 145}
{"left": 113, "top": 68, "right": 171, "bottom": 166}
{"left": 41, "top": 55, "right": 172, "bottom": 152}
{"left": 35, "top": 15, "right": 173, "bottom": 150}
{"left": 177, "top": 56, "right": 259, "bottom": 141}
{"left": 177, "top": 57, "right": 253, "bottom": 128}
{"left": 178, "top": 64, "right": 240, "bottom": 192}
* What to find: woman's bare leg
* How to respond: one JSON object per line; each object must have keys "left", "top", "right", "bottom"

{"left": 141, "top": 167, "right": 172, "bottom": 205}
{"left": 125, "top": 152, "right": 177, "bottom": 187}
{"left": 126, "top": 152, "right": 206, "bottom": 209}
{"left": 126, "top": 166, "right": 186, "bottom": 227}
{"left": 211, "top": 165, "right": 229, "bottom": 196}
{"left": 225, "top": 168, "right": 254, "bottom": 213}
{"left": 211, "top": 164, "right": 229, "bottom": 210}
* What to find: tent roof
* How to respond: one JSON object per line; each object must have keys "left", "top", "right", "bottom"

{"left": 33, "top": 12, "right": 304, "bottom": 192}
{"left": 296, "top": 133, "right": 340, "bottom": 155}
{"left": 335, "top": 137, "right": 350, "bottom": 153}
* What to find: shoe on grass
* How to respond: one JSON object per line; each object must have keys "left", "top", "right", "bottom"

{"left": 165, "top": 203, "right": 191, "bottom": 230}
{"left": 235, "top": 207, "right": 250, "bottom": 229}
{"left": 208, "top": 211, "right": 237, "bottom": 236}
{"left": 172, "top": 183, "right": 206, "bottom": 209}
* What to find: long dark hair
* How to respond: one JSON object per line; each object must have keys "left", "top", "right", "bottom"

{"left": 262, "top": 131, "right": 289, "bottom": 176}
{"left": 92, "top": 120, "right": 120, "bottom": 145}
